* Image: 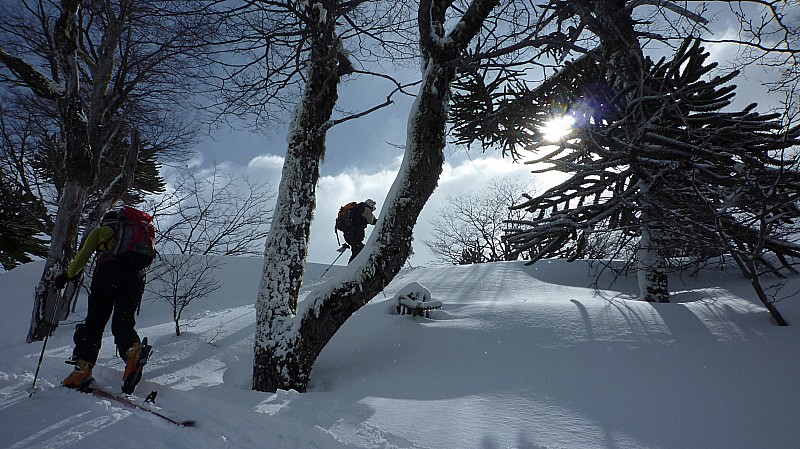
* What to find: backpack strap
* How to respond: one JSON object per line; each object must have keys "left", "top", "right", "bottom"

{"left": 95, "top": 224, "right": 118, "bottom": 265}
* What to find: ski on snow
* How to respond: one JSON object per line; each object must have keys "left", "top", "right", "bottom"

{"left": 87, "top": 385, "right": 196, "bottom": 427}
{"left": 59, "top": 337, "right": 194, "bottom": 426}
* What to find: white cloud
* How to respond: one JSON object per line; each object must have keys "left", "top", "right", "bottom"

{"left": 247, "top": 154, "right": 285, "bottom": 173}
{"left": 690, "top": 27, "right": 784, "bottom": 110}
{"left": 311, "top": 152, "right": 539, "bottom": 266}
{"left": 413, "top": 154, "right": 538, "bottom": 266}
{"left": 176, "top": 149, "right": 546, "bottom": 267}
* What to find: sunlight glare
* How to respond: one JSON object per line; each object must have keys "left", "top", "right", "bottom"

{"left": 540, "top": 115, "right": 575, "bottom": 142}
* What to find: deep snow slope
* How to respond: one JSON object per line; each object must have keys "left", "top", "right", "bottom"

{"left": 1, "top": 258, "right": 799, "bottom": 449}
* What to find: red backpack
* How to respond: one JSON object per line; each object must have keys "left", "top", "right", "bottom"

{"left": 103, "top": 206, "right": 156, "bottom": 269}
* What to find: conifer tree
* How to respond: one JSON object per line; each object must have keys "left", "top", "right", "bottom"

{"left": 0, "top": 187, "right": 47, "bottom": 270}
{"left": 453, "top": 39, "right": 800, "bottom": 305}
{"left": 0, "top": 1, "right": 207, "bottom": 340}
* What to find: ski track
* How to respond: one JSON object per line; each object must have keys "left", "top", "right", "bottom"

{"left": 0, "top": 386, "right": 28, "bottom": 412}
{"left": 6, "top": 410, "right": 132, "bottom": 449}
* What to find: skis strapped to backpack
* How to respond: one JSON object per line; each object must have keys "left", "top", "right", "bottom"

{"left": 105, "top": 206, "right": 156, "bottom": 269}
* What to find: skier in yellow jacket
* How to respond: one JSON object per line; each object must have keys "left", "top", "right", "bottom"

{"left": 54, "top": 210, "right": 149, "bottom": 393}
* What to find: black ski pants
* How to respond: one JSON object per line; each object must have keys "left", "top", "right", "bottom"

{"left": 343, "top": 226, "right": 366, "bottom": 263}
{"left": 72, "top": 262, "right": 144, "bottom": 364}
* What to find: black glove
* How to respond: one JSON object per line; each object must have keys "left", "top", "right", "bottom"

{"left": 53, "top": 273, "right": 70, "bottom": 290}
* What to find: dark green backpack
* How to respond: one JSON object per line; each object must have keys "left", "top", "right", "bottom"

{"left": 335, "top": 202, "right": 360, "bottom": 231}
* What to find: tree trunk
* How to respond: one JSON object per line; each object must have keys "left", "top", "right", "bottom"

{"left": 717, "top": 217, "right": 789, "bottom": 326}
{"left": 252, "top": 0, "right": 498, "bottom": 393}
{"left": 252, "top": 0, "right": 346, "bottom": 391}
{"left": 637, "top": 223, "right": 669, "bottom": 303}
{"left": 11, "top": 2, "right": 161, "bottom": 340}
{"left": 741, "top": 258, "right": 788, "bottom": 326}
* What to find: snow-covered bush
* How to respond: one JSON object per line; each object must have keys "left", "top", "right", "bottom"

{"left": 390, "top": 282, "right": 442, "bottom": 317}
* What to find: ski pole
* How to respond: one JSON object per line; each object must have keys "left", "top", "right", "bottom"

{"left": 320, "top": 250, "right": 346, "bottom": 278}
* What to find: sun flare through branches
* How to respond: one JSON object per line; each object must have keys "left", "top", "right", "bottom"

{"left": 540, "top": 115, "right": 575, "bottom": 142}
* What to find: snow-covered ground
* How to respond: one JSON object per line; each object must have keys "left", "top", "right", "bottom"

{"left": 1, "top": 257, "right": 799, "bottom": 449}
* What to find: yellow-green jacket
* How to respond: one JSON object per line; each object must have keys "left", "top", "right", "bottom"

{"left": 66, "top": 226, "right": 116, "bottom": 278}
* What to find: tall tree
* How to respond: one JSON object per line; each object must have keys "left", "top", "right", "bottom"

{"left": 0, "top": 0, "right": 210, "bottom": 341}
{"left": 454, "top": 38, "right": 800, "bottom": 308}
{"left": 0, "top": 0, "right": 95, "bottom": 341}
{"left": 449, "top": 0, "right": 798, "bottom": 302}
{"left": 205, "top": 0, "right": 417, "bottom": 358}
{"left": 250, "top": 0, "right": 365, "bottom": 392}
{"left": 204, "top": 0, "right": 417, "bottom": 393}
{"left": 536, "top": 0, "right": 689, "bottom": 302}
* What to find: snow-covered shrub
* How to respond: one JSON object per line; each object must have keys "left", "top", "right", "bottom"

{"left": 390, "top": 282, "right": 442, "bottom": 317}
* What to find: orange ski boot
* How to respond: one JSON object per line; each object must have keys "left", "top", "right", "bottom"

{"left": 63, "top": 359, "right": 94, "bottom": 391}
{"left": 122, "top": 337, "right": 152, "bottom": 394}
